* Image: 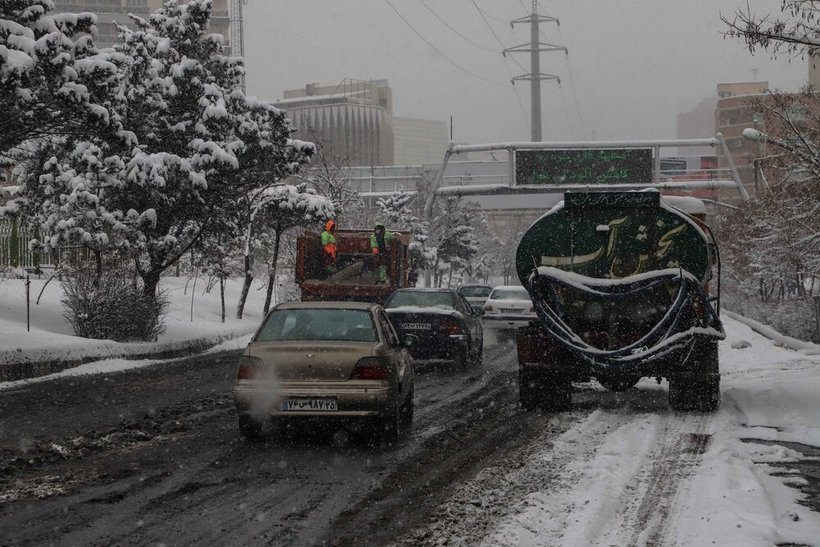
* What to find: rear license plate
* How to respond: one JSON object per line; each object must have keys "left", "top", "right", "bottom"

{"left": 500, "top": 308, "right": 519, "bottom": 313}
{"left": 282, "top": 398, "right": 338, "bottom": 411}
{"left": 402, "top": 323, "right": 431, "bottom": 330}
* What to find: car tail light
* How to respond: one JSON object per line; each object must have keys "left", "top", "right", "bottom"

{"left": 438, "top": 317, "right": 462, "bottom": 335}
{"left": 692, "top": 298, "right": 705, "bottom": 319}
{"left": 484, "top": 303, "right": 493, "bottom": 311}
{"left": 350, "top": 357, "right": 389, "bottom": 380}
{"left": 236, "top": 355, "right": 266, "bottom": 380}
{"left": 529, "top": 305, "right": 534, "bottom": 312}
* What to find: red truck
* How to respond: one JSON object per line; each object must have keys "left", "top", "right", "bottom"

{"left": 295, "top": 229, "right": 414, "bottom": 304}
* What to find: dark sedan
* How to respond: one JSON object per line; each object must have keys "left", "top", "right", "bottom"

{"left": 384, "top": 288, "right": 483, "bottom": 370}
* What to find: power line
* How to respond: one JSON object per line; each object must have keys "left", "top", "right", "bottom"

{"left": 461, "top": 0, "right": 529, "bottom": 132}
{"left": 509, "top": 75, "right": 530, "bottom": 130}
{"left": 420, "top": 0, "right": 497, "bottom": 54}
{"left": 555, "top": 25, "right": 587, "bottom": 139}
{"left": 384, "top": 0, "right": 503, "bottom": 84}
{"left": 470, "top": 0, "right": 507, "bottom": 50}
{"left": 469, "top": 0, "right": 527, "bottom": 73}
{"left": 467, "top": 0, "right": 508, "bottom": 25}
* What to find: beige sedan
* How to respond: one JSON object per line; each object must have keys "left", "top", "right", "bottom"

{"left": 233, "top": 301, "right": 415, "bottom": 442}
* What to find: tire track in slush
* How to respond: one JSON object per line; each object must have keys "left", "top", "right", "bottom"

{"left": 603, "top": 412, "right": 712, "bottom": 547}
{"left": 386, "top": 383, "right": 715, "bottom": 546}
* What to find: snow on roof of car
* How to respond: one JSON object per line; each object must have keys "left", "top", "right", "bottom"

{"left": 276, "top": 301, "right": 378, "bottom": 310}
{"left": 662, "top": 195, "right": 707, "bottom": 216}
{"left": 491, "top": 285, "right": 528, "bottom": 291}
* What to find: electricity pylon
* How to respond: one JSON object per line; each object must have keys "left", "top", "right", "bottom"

{"left": 503, "top": 1, "right": 567, "bottom": 142}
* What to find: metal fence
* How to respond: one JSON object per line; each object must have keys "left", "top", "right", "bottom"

{"left": 0, "top": 219, "right": 90, "bottom": 270}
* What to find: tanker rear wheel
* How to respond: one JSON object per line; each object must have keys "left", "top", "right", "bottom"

{"left": 668, "top": 341, "right": 720, "bottom": 411}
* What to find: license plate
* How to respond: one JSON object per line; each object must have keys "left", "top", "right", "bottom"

{"left": 282, "top": 398, "right": 338, "bottom": 411}
{"left": 402, "top": 323, "right": 431, "bottom": 330}
{"left": 500, "top": 308, "right": 519, "bottom": 313}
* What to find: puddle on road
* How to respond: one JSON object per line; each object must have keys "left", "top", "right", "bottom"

{"left": 742, "top": 438, "right": 820, "bottom": 514}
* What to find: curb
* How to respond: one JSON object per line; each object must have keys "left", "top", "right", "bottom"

{"left": 0, "top": 333, "right": 249, "bottom": 383}
{"left": 723, "top": 309, "right": 820, "bottom": 355}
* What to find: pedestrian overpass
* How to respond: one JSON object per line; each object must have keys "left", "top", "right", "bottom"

{"left": 351, "top": 135, "right": 748, "bottom": 232}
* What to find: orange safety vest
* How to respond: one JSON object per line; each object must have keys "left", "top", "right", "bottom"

{"left": 321, "top": 220, "right": 337, "bottom": 259}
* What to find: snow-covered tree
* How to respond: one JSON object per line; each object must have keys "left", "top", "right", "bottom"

{"left": 496, "top": 218, "right": 530, "bottom": 285}
{"left": 6, "top": 0, "right": 314, "bottom": 304}
{"left": 722, "top": 2, "right": 820, "bottom": 296}
{"left": 719, "top": 2, "right": 820, "bottom": 340}
{"left": 257, "top": 184, "right": 333, "bottom": 314}
{"left": 723, "top": 1, "right": 820, "bottom": 58}
{"left": 376, "top": 189, "right": 434, "bottom": 273}
{"left": 296, "top": 131, "right": 367, "bottom": 228}
{"left": 461, "top": 209, "right": 498, "bottom": 283}
{"left": 196, "top": 229, "right": 243, "bottom": 322}
{"left": 376, "top": 190, "right": 419, "bottom": 227}
{"left": 428, "top": 197, "right": 479, "bottom": 287}
{"left": 20, "top": 141, "right": 126, "bottom": 276}
{"left": 0, "top": 1, "right": 116, "bottom": 162}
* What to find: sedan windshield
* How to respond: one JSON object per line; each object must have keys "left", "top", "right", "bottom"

{"left": 256, "top": 309, "right": 377, "bottom": 342}
{"left": 490, "top": 288, "right": 530, "bottom": 300}
{"left": 459, "top": 286, "right": 492, "bottom": 297}
{"left": 385, "top": 291, "right": 455, "bottom": 309}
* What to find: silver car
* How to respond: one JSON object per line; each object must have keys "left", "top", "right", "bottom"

{"left": 233, "top": 301, "right": 415, "bottom": 442}
{"left": 458, "top": 284, "right": 493, "bottom": 312}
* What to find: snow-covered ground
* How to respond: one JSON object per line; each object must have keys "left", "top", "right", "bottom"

{"left": 0, "top": 274, "right": 261, "bottom": 374}
{"left": 477, "top": 315, "right": 820, "bottom": 546}
{"left": 1, "top": 274, "right": 819, "bottom": 545}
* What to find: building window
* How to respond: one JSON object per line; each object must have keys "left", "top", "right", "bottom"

{"left": 785, "top": 105, "right": 809, "bottom": 121}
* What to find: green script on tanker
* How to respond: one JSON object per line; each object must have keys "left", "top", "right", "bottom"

{"left": 515, "top": 148, "right": 653, "bottom": 185}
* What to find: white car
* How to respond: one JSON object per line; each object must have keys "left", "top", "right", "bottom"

{"left": 458, "top": 284, "right": 493, "bottom": 312}
{"left": 482, "top": 285, "right": 537, "bottom": 333}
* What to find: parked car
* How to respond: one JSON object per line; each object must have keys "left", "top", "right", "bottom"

{"left": 482, "top": 285, "right": 536, "bottom": 334}
{"left": 384, "top": 288, "right": 483, "bottom": 370}
{"left": 457, "top": 284, "right": 493, "bottom": 312}
{"left": 233, "top": 301, "right": 415, "bottom": 442}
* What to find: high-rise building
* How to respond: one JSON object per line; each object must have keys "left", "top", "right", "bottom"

{"left": 52, "top": 0, "right": 232, "bottom": 50}
{"left": 275, "top": 79, "right": 447, "bottom": 167}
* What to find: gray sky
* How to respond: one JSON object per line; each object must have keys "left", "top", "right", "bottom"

{"left": 243, "top": 0, "right": 806, "bottom": 144}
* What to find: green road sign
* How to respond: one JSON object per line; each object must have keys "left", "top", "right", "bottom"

{"left": 515, "top": 148, "right": 654, "bottom": 185}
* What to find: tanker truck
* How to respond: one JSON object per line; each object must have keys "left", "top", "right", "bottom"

{"left": 515, "top": 190, "right": 725, "bottom": 412}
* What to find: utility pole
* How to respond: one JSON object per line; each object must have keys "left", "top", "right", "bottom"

{"left": 503, "top": 1, "right": 567, "bottom": 141}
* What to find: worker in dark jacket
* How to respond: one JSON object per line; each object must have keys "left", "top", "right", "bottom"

{"left": 370, "top": 223, "right": 397, "bottom": 284}
{"left": 321, "top": 219, "right": 337, "bottom": 276}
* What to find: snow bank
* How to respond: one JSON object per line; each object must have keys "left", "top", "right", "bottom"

{"left": 0, "top": 275, "right": 266, "bottom": 380}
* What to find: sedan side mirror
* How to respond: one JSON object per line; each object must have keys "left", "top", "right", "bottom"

{"left": 473, "top": 308, "right": 485, "bottom": 317}
{"left": 403, "top": 334, "right": 419, "bottom": 347}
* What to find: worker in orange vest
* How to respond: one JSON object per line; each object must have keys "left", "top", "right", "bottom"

{"left": 321, "top": 219, "right": 337, "bottom": 276}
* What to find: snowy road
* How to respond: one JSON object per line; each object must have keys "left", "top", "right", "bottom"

{"left": 1, "top": 316, "right": 819, "bottom": 545}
